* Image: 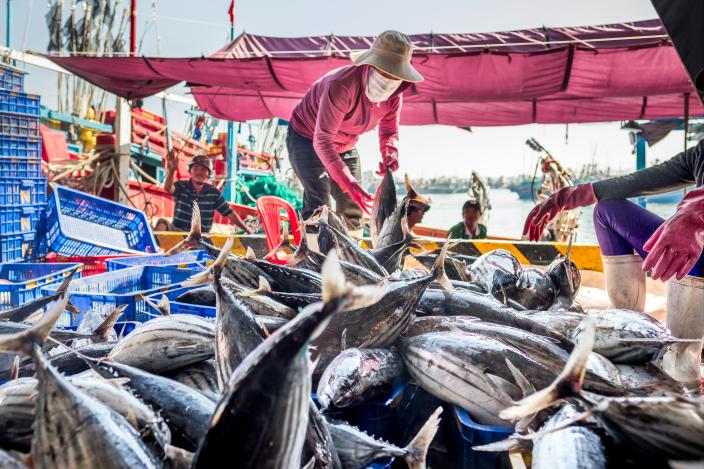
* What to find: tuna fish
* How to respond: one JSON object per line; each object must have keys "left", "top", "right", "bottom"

{"left": 89, "top": 358, "right": 216, "bottom": 452}
{"left": 545, "top": 239, "right": 581, "bottom": 300}
{"left": 243, "top": 247, "right": 323, "bottom": 294}
{"left": 370, "top": 167, "right": 397, "bottom": 248}
{"left": 522, "top": 309, "right": 585, "bottom": 337}
{"left": 317, "top": 206, "right": 389, "bottom": 276}
{"left": 193, "top": 251, "right": 386, "bottom": 468}
{"left": 175, "top": 286, "right": 216, "bottom": 307}
{"left": 327, "top": 406, "right": 442, "bottom": 469}
{"left": 15, "top": 341, "right": 115, "bottom": 377}
{"left": 501, "top": 320, "right": 704, "bottom": 462}
{"left": 507, "top": 268, "right": 557, "bottom": 310}
{"left": 531, "top": 404, "right": 606, "bottom": 469}
{"left": 317, "top": 348, "right": 406, "bottom": 410}
{"left": 0, "top": 449, "right": 24, "bottom": 468}
{"left": 467, "top": 249, "right": 521, "bottom": 301}
{"left": 107, "top": 314, "right": 215, "bottom": 373}
{"left": 303, "top": 400, "right": 342, "bottom": 469}
{"left": 0, "top": 296, "right": 161, "bottom": 468}
{"left": 165, "top": 359, "right": 219, "bottom": 400}
{"left": 570, "top": 310, "right": 694, "bottom": 364}
{"left": 0, "top": 377, "right": 36, "bottom": 451}
{"left": 375, "top": 174, "right": 430, "bottom": 250}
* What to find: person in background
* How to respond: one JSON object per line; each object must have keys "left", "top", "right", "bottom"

{"left": 287, "top": 30, "right": 423, "bottom": 232}
{"left": 447, "top": 200, "right": 487, "bottom": 239}
{"left": 522, "top": 141, "right": 704, "bottom": 389}
{"left": 153, "top": 218, "right": 171, "bottom": 232}
{"left": 406, "top": 199, "right": 431, "bottom": 231}
{"left": 164, "top": 150, "right": 251, "bottom": 234}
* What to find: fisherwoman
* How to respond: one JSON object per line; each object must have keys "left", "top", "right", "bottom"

{"left": 287, "top": 30, "right": 423, "bottom": 233}
{"left": 523, "top": 141, "right": 704, "bottom": 389}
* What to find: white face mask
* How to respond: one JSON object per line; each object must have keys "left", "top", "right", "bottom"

{"left": 365, "top": 68, "right": 402, "bottom": 103}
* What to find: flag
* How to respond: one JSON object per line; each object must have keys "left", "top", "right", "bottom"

{"left": 228, "top": 0, "right": 235, "bottom": 25}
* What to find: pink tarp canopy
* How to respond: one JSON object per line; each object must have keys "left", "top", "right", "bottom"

{"left": 47, "top": 19, "right": 703, "bottom": 126}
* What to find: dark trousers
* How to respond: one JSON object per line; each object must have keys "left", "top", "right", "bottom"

{"left": 287, "top": 128, "right": 363, "bottom": 230}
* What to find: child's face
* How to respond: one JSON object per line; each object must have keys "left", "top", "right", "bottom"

{"left": 156, "top": 222, "right": 168, "bottom": 231}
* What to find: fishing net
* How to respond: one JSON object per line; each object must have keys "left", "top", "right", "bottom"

{"left": 238, "top": 175, "right": 303, "bottom": 210}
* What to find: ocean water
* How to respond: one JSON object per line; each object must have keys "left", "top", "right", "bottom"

{"left": 420, "top": 189, "right": 679, "bottom": 244}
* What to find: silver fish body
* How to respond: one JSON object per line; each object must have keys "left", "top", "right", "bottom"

{"left": 545, "top": 255, "right": 581, "bottom": 300}
{"left": 91, "top": 359, "right": 216, "bottom": 452}
{"left": 165, "top": 359, "right": 219, "bottom": 399}
{"left": 571, "top": 310, "right": 674, "bottom": 364}
{"left": 370, "top": 169, "right": 397, "bottom": 248}
{"left": 0, "top": 377, "right": 36, "bottom": 451}
{"left": 317, "top": 348, "right": 406, "bottom": 409}
{"left": 318, "top": 218, "right": 388, "bottom": 276}
{"left": 401, "top": 331, "right": 553, "bottom": 426}
{"left": 467, "top": 249, "right": 521, "bottom": 299}
{"left": 532, "top": 404, "right": 606, "bottom": 469}
{"left": 507, "top": 268, "right": 557, "bottom": 311}
{"left": 108, "top": 314, "right": 215, "bottom": 373}
{"left": 522, "top": 309, "right": 585, "bottom": 337}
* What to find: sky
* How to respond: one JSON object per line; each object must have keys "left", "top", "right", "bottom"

{"left": 0, "top": 0, "right": 693, "bottom": 178}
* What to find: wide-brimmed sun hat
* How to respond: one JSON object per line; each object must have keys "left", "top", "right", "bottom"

{"left": 350, "top": 30, "right": 423, "bottom": 83}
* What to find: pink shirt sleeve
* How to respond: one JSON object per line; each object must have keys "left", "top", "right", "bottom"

{"left": 378, "top": 95, "right": 401, "bottom": 157}
{"left": 312, "top": 81, "right": 358, "bottom": 191}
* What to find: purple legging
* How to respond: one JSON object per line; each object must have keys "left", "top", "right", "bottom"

{"left": 593, "top": 199, "right": 703, "bottom": 277}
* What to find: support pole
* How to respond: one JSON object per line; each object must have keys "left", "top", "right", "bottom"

{"left": 130, "top": 0, "right": 137, "bottom": 56}
{"left": 224, "top": 6, "right": 236, "bottom": 202}
{"left": 4, "top": 0, "right": 10, "bottom": 49}
{"left": 114, "top": 98, "right": 132, "bottom": 204}
{"left": 636, "top": 136, "right": 647, "bottom": 208}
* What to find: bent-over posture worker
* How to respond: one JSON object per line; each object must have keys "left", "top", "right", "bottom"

{"left": 164, "top": 151, "right": 251, "bottom": 234}
{"left": 287, "top": 30, "right": 423, "bottom": 231}
{"left": 523, "top": 141, "right": 704, "bottom": 389}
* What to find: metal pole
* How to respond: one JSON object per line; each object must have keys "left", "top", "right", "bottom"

{"left": 130, "top": 0, "right": 137, "bottom": 56}
{"left": 5, "top": 0, "right": 10, "bottom": 48}
{"left": 224, "top": 5, "right": 236, "bottom": 202}
{"left": 636, "top": 136, "right": 647, "bottom": 208}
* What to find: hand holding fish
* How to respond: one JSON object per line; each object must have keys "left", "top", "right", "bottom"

{"left": 523, "top": 184, "right": 597, "bottom": 241}
{"left": 642, "top": 186, "right": 704, "bottom": 281}
{"left": 345, "top": 181, "right": 375, "bottom": 214}
{"left": 376, "top": 150, "right": 399, "bottom": 176}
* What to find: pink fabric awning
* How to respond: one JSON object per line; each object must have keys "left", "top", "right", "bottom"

{"left": 47, "top": 19, "right": 703, "bottom": 126}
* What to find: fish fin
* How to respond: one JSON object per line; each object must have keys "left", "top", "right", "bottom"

{"left": 404, "top": 174, "right": 415, "bottom": 198}
{"left": 0, "top": 295, "right": 68, "bottom": 355}
{"left": 264, "top": 222, "right": 293, "bottom": 261}
{"left": 184, "top": 236, "right": 235, "bottom": 286}
{"left": 301, "top": 457, "right": 316, "bottom": 469}
{"left": 404, "top": 174, "right": 432, "bottom": 207}
{"left": 505, "top": 358, "right": 538, "bottom": 430}
{"left": 403, "top": 406, "right": 443, "bottom": 469}
{"left": 245, "top": 246, "right": 257, "bottom": 259}
{"left": 165, "top": 444, "right": 194, "bottom": 469}
{"left": 473, "top": 436, "right": 529, "bottom": 453}
{"left": 340, "top": 328, "right": 347, "bottom": 351}
{"left": 431, "top": 239, "right": 453, "bottom": 291}
{"left": 0, "top": 268, "right": 77, "bottom": 322}
{"left": 238, "top": 276, "right": 273, "bottom": 298}
{"left": 10, "top": 355, "right": 19, "bottom": 380}
{"left": 92, "top": 304, "right": 126, "bottom": 340}
{"left": 166, "top": 202, "right": 203, "bottom": 255}
{"left": 158, "top": 295, "right": 171, "bottom": 316}
{"left": 500, "top": 319, "right": 595, "bottom": 421}
{"left": 506, "top": 299, "right": 527, "bottom": 311}
{"left": 319, "top": 250, "right": 387, "bottom": 330}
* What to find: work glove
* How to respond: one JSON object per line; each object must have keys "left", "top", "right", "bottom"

{"left": 327, "top": 162, "right": 375, "bottom": 214}
{"left": 643, "top": 186, "right": 704, "bottom": 281}
{"left": 523, "top": 183, "right": 597, "bottom": 241}
{"left": 376, "top": 151, "right": 399, "bottom": 176}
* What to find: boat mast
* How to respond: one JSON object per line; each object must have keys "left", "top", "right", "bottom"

{"left": 130, "top": 0, "right": 137, "bottom": 56}
{"left": 224, "top": 1, "right": 237, "bottom": 202}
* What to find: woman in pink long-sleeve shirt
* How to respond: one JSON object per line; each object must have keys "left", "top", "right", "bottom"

{"left": 287, "top": 30, "right": 423, "bottom": 231}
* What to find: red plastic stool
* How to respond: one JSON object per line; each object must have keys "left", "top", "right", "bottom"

{"left": 255, "top": 196, "right": 301, "bottom": 264}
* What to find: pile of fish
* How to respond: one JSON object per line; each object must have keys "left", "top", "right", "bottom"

{"left": 0, "top": 174, "right": 700, "bottom": 468}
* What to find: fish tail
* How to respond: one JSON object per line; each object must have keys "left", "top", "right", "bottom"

{"left": 10, "top": 356, "right": 19, "bottom": 381}
{"left": 264, "top": 222, "right": 294, "bottom": 262}
{"left": 237, "top": 276, "right": 272, "bottom": 298}
{"left": 185, "top": 236, "right": 235, "bottom": 286}
{"left": 92, "top": 304, "right": 126, "bottom": 340}
{"left": 403, "top": 406, "right": 443, "bottom": 469}
{"left": 404, "top": 174, "right": 431, "bottom": 207}
{"left": 431, "top": 239, "right": 453, "bottom": 291}
{"left": 500, "top": 318, "right": 595, "bottom": 421}
{"left": 166, "top": 202, "right": 203, "bottom": 255}
{"left": 0, "top": 295, "right": 69, "bottom": 355}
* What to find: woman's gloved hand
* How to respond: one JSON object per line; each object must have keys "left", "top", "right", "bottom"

{"left": 376, "top": 151, "right": 399, "bottom": 176}
{"left": 643, "top": 186, "right": 704, "bottom": 281}
{"left": 522, "top": 184, "right": 597, "bottom": 241}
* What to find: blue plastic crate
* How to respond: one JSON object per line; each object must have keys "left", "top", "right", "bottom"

{"left": 0, "top": 262, "right": 82, "bottom": 310}
{"left": 0, "top": 178, "right": 46, "bottom": 206}
{"left": 0, "top": 232, "right": 35, "bottom": 263}
{"left": 107, "top": 250, "right": 212, "bottom": 271}
{"left": 0, "top": 65, "right": 25, "bottom": 93}
{"left": 45, "top": 185, "right": 158, "bottom": 256}
{"left": 314, "top": 385, "right": 406, "bottom": 442}
{"left": 42, "top": 265, "right": 199, "bottom": 325}
{"left": 451, "top": 407, "right": 513, "bottom": 469}
{"left": 0, "top": 157, "right": 41, "bottom": 178}
{"left": 62, "top": 321, "right": 139, "bottom": 338}
{"left": 0, "top": 90, "right": 40, "bottom": 116}
{"left": 0, "top": 112, "right": 39, "bottom": 138}
{"left": 146, "top": 286, "right": 215, "bottom": 318}
{"left": 0, "top": 135, "right": 41, "bottom": 157}
{"left": 0, "top": 204, "right": 43, "bottom": 235}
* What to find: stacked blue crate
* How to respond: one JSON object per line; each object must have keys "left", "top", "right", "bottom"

{"left": 0, "top": 65, "right": 46, "bottom": 262}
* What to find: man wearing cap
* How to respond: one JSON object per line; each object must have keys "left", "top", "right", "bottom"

{"left": 287, "top": 30, "right": 423, "bottom": 232}
{"left": 164, "top": 151, "right": 251, "bottom": 234}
